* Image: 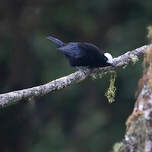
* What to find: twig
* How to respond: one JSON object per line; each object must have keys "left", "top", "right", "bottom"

{"left": 0, "top": 44, "right": 151, "bottom": 107}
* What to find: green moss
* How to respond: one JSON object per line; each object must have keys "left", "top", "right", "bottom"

{"left": 105, "top": 71, "right": 117, "bottom": 103}
{"left": 123, "top": 64, "right": 128, "bottom": 69}
{"left": 113, "top": 142, "right": 124, "bottom": 152}
{"left": 147, "top": 26, "right": 152, "bottom": 41}
{"left": 91, "top": 73, "right": 104, "bottom": 80}
{"left": 91, "top": 73, "right": 98, "bottom": 80}
{"left": 91, "top": 71, "right": 117, "bottom": 103}
{"left": 130, "top": 54, "right": 139, "bottom": 64}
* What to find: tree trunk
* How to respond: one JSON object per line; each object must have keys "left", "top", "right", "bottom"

{"left": 113, "top": 46, "right": 152, "bottom": 152}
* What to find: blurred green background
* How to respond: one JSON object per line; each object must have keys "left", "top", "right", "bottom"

{"left": 0, "top": 0, "right": 152, "bottom": 152}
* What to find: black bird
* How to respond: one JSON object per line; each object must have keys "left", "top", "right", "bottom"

{"left": 47, "top": 36, "right": 114, "bottom": 68}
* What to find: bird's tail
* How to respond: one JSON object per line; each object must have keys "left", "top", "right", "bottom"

{"left": 47, "top": 36, "right": 65, "bottom": 47}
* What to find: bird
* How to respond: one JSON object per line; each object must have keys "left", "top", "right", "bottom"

{"left": 47, "top": 35, "right": 114, "bottom": 69}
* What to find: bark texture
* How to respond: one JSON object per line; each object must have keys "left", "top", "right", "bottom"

{"left": 113, "top": 46, "right": 152, "bottom": 152}
{"left": 0, "top": 44, "right": 151, "bottom": 108}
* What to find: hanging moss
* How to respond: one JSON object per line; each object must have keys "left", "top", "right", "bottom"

{"left": 105, "top": 71, "right": 117, "bottom": 103}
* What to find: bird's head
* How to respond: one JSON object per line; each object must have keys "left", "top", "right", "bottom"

{"left": 104, "top": 53, "right": 115, "bottom": 67}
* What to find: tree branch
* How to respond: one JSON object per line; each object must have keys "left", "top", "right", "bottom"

{"left": 0, "top": 44, "right": 151, "bottom": 107}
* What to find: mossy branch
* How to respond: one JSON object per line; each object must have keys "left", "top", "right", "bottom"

{"left": 0, "top": 44, "right": 151, "bottom": 108}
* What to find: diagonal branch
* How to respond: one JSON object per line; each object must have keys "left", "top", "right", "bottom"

{"left": 0, "top": 44, "right": 151, "bottom": 108}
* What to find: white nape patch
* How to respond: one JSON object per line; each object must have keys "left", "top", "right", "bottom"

{"left": 104, "top": 53, "right": 113, "bottom": 64}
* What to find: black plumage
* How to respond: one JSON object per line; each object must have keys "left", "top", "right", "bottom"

{"left": 47, "top": 36, "right": 114, "bottom": 68}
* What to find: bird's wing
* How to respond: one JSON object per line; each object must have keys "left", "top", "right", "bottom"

{"left": 78, "top": 43, "right": 104, "bottom": 63}
{"left": 58, "top": 43, "right": 85, "bottom": 58}
{"left": 78, "top": 42, "right": 102, "bottom": 55}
